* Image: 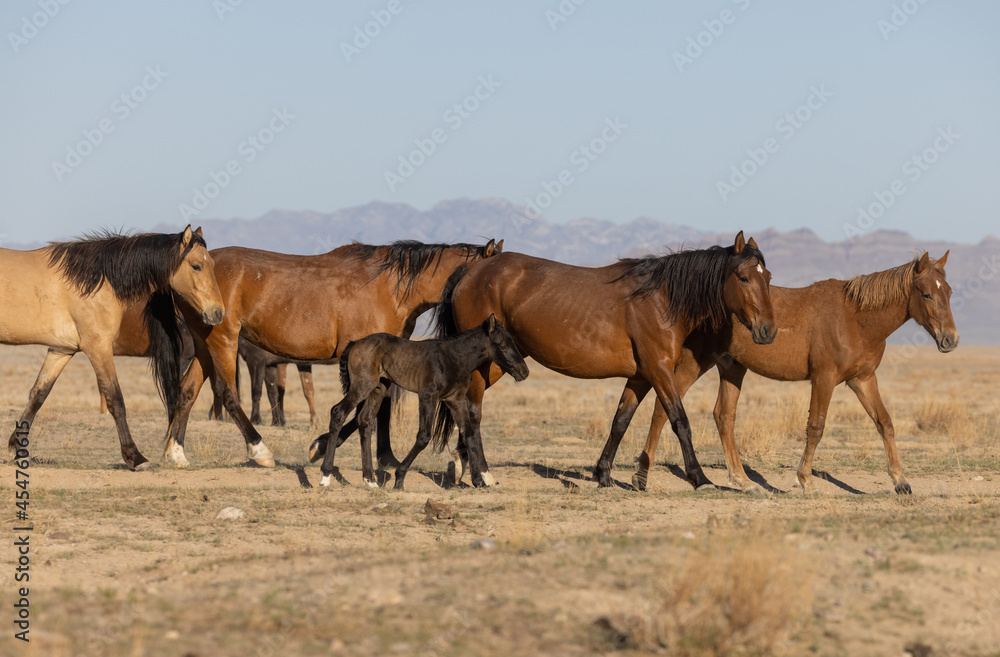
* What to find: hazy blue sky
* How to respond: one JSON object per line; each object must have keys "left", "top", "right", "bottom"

{"left": 1, "top": 0, "right": 997, "bottom": 245}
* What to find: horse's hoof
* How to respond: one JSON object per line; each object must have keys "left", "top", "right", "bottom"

{"left": 631, "top": 472, "right": 648, "bottom": 492}
{"left": 248, "top": 442, "right": 275, "bottom": 467}
{"left": 738, "top": 481, "right": 767, "bottom": 496}
{"left": 319, "top": 474, "right": 332, "bottom": 487}
{"left": 163, "top": 440, "right": 189, "bottom": 468}
{"left": 363, "top": 478, "right": 379, "bottom": 489}
{"left": 895, "top": 481, "right": 913, "bottom": 495}
{"left": 132, "top": 460, "right": 151, "bottom": 472}
{"left": 308, "top": 436, "right": 328, "bottom": 463}
{"left": 449, "top": 450, "right": 465, "bottom": 485}
{"left": 481, "top": 472, "right": 497, "bottom": 487}
{"left": 695, "top": 483, "right": 717, "bottom": 492}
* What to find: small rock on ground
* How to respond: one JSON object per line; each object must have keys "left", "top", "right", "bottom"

{"left": 216, "top": 506, "right": 244, "bottom": 520}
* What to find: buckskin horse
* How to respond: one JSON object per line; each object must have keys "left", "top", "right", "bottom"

{"left": 436, "top": 231, "right": 775, "bottom": 488}
{"left": 163, "top": 239, "right": 503, "bottom": 467}
{"left": 316, "top": 314, "right": 529, "bottom": 490}
{"left": 633, "top": 251, "right": 958, "bottom": 495}
{"left": 1, "top": 226, "right": 224, "bottom": 469}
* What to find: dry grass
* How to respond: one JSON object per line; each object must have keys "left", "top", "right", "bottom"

{"left": 913, "top": 399, "right": 975, "bottom": 448}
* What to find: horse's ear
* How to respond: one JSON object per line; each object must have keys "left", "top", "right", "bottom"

{"left": 937, "top": 250, "right": 949, "bottom": 268}
{"left": 734, "top": 230, "right": 746, "bottom": 254}
{"left": 484, "top": 313, "right": 498, "bottom": 332}
{"left": 194, "top": 226, "right": 204, "bottom": 238}
{"left": 747, "top": 236, "right": 758, "bottom": 250}
{"left": 495, "top": 239, "right": 504, "bottom": 253}
{"left": 917, "top": 252, "right": 931, "bottom": 273}
{"left": 180, "top": 225, "right": 193, "bottom": 249}
{"left": 484, "top": 239, "right": 497, "bottom": 257}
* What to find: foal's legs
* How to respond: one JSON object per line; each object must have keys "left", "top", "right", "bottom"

{"left": 319, "top": 367, "right": 379, "bottom": 487}
{"left": 357, "top": 382, "right": 388, "bottom": 488}
{"left": 450, "top": 362, "right": 503, "bottom": 486}
{"left": 796, "top": 375, "right": 837, "bottom": 493}
{"left": 375, "top": 393, "right": 399, "bottom": 469}
{"left": 8, "top": 348, "right": 73, "bottom": 450}
{"left": 848, "top": 374, "right": 910, "bottom": 494}
{"left": 87, "top": 345, "right": 149, "bottom": 470}
{"left": 393, "top": 392, "right": 441, "bottom": 490}
{"left": 593, "top": 377, "right": 651, "bottom": 488}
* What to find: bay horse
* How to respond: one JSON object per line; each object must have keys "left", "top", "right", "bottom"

{"left": 164, "top": 239, "right": 503, "bottom": 468}
{"left": 633, "top": 251, "right": 958, "bottom": 495}
{"left": 436, "top": 231, "right": 776, "bottom": 488}
{"left": 316, "top": 314, "right": 529, "bottom": 490}
{"left": 1, "top": 226, "right": 224, "bottom": 469}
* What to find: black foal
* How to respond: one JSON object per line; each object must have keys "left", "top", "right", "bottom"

{"left": 314, "top": 314, "right": 529, "bottom": 490}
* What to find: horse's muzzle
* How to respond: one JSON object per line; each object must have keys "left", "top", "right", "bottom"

{"left": 751, "top": 322, "right": 776, "bottom": 345}
{"left": 937, "top": 332, "right": 959, "bottom": 353}
{"left": 203, "top": 306, "right": 225, "bottom": 326}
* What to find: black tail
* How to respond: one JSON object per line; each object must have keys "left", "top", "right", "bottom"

{"left": 433, "top": 264, "right": 469, "bottom": 340}
{"left": 338, "top": 341, "right": 356, "bottom": 394}
{"left": 143, "top": 291, "right": 182, "bottom": 422}
{"left": 432, "top": 402, "right": 456, "bottom": 452}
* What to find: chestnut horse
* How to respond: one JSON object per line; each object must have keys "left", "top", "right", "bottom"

{"left": 436, "top": 232, "right": 776, "bottom": 488}
{"left": 2, "top": 226, "right": 224, "bottom": 469}
{"left": 164, "top": 239, "right": 503, "bottom": 467}
{"left": 634, "top": 252, "right": 958, "bottom": 495}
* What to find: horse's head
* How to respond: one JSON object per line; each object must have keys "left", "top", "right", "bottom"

{"left": 723, "top": 231, "right": 776, "bottom": 345}
{"left": 909, "top": 251, "right": 958, "bottom": 353}
{"left": 484, "top": 314, "right": 529, "bottom": 381}
{"left": 170, "top": 226, "right": 226, "bottom": 326}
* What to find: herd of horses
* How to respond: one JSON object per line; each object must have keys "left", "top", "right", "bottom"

{"left": 0, "top": 225, "right": 958, "bottom": 494}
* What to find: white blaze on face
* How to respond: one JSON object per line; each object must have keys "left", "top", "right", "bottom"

{"left": 936, "top": 280, "right": 941, "bottom": 289}
{"left": 756, "top": 264, "right": 764, "bottom": 275}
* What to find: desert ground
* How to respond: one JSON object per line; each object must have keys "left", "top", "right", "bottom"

{"left": 0, "top": 342, "right": 998, "bottom": 656}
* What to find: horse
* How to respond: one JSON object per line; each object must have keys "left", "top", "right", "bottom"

{"left": 633, "top": 251, "right": 958, "bottom": 495}
{"left": 1, "top": 226, "right": 224, "bottom": 469}
{"left": 316, "top": 314, "right": 529, "bottom": 490}
{"left": 163, "top": 239, "right": 503, "bottom": 468}
{"left": 96, "top": 302, "right": 197, "bottom": 414}
{"left": 436, "top": 231, "right": 776, "bottom": 488}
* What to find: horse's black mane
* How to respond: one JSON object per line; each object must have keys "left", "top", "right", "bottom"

{"left": 614, "top": 243, "right": 765, "bottom": 331}
{"left": 47, "top": 229, "right": 205, "bottom": 304}
{"left": 346, "top": 240, "right": 491, "bottom": 298}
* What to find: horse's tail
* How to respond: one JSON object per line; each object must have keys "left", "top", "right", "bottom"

{"left": 338, "top": 341, "right": 356, "bottom": 395}
{"left": 142, "top": 292, "right": 183, "bottom": 422}
{"left": 433, "top": 264, "right": 469, "bottom": 340}
{"left": 432, "top": 401, "right": 455, "bottom": 452}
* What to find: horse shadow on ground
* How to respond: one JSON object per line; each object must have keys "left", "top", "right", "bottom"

{"left": 528, "top": 463, "right": 631, "bottom": 491}
{"left": 660, "top": 463, "right": 788, "bottom": 495}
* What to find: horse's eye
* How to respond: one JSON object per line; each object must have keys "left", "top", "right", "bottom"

{"left": 739, "top": 276, "right": 749, "bottom": 283}
{"left": 192, "top": 263, "right": 202, "bottom": 272}
{"left": 922, "top": 292, "right": 932, "bottom": 300}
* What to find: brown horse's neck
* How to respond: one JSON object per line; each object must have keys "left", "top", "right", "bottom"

{"left": 855, "top": 294, "right": 911, "bottom": 344}
{"left": 395, "top": 250, "right": 477, "bottom": 320}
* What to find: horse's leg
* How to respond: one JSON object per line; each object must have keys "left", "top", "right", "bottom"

{"left": 713, "top": 363, "right": 762, "bottom": 493}
{"left": 796, "top": 376, "right": 837, "bottom": 493}
{"left": 265, "top": 363, "right": 288, "bottom": 427}
{"left": 460, "top": 362, "right": 506, "bottom": 487}
{"left": 8, "top": 349, "right": 73, "bottom": 450}
{"left": 393, "top": 392, "right": 437, "bottom": 491}
{"left": 848, "top": 374, "right": 910, "bottom": 494}
{"left": 298, "top": 365, "right": 319, "bottom": 430}
{"left": 98, "top": 377, "right": 109, "bottom": 415}
{"left": 87, "top": 346, "right": 148, "bottom": 470}
{"left": 633, "top": 351, "right": 709, "bottom": 491}
{"left": 357, "top": 384, "right": 387, "bottom": 488}
{"left": 248, "top": 359, "right": 265, "bottom": 425}
{"left": 646, "top": 365, "right": 713, "bottom": 490}
{"left": 375, "top": 392, "right": 399, "bottom": 470}
{"left": 319, "top": 381, "right": 375, "bottom": 487}
{"left": 593, "top": 377, "right": 651, "bottom": 488}
{"left": 164, "top": 347, "right": 209, "bottom": 466}
{"left": 207, "top": 341, "right": 275, "bottom": 466}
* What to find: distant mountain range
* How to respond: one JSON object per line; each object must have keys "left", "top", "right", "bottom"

{"left": 13, "top": 198, "right": 1000, "bottom": 344}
